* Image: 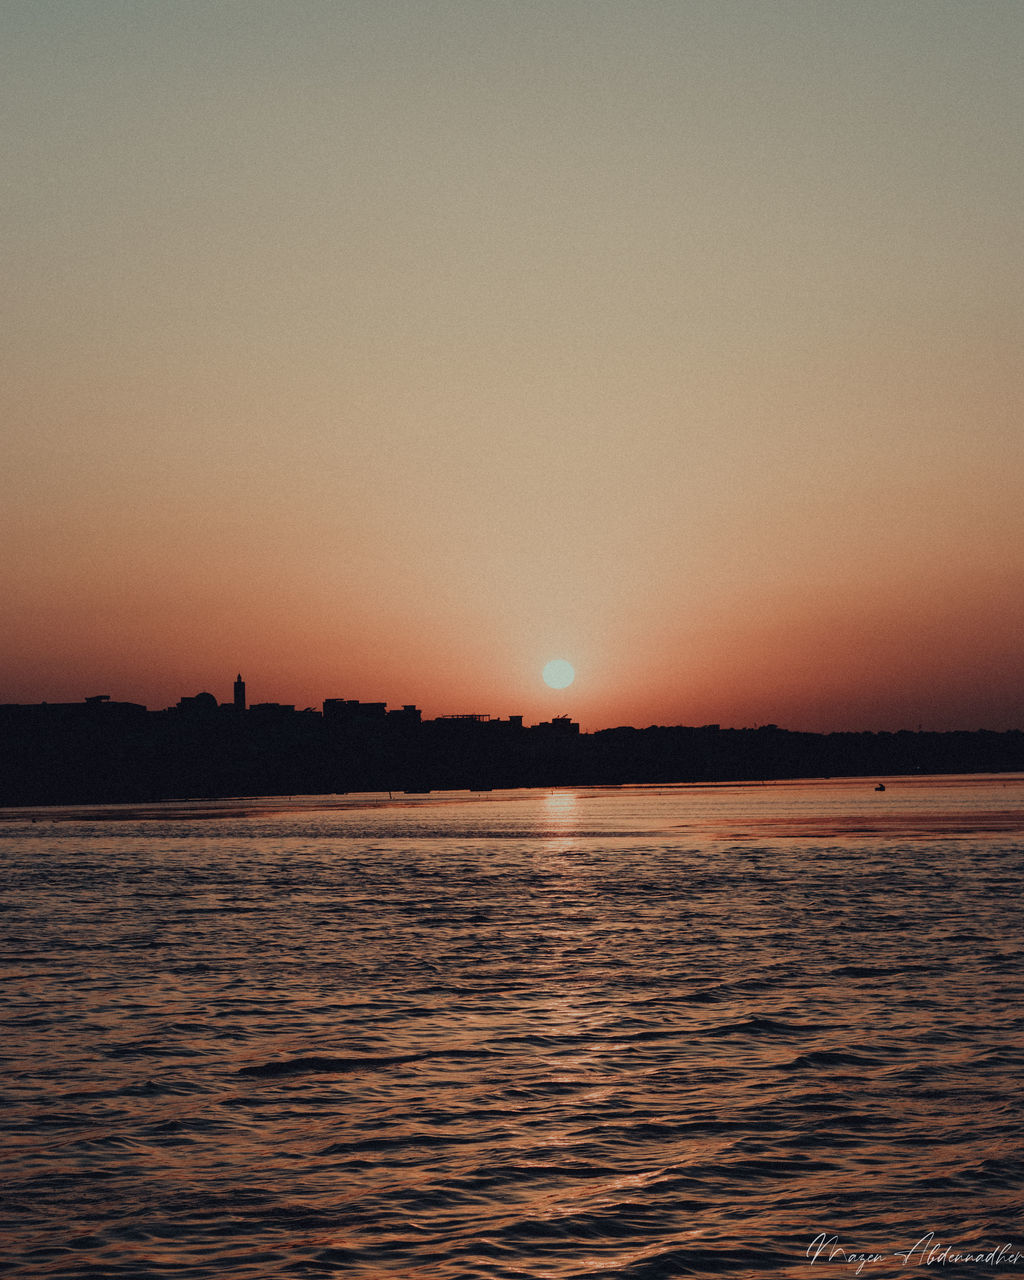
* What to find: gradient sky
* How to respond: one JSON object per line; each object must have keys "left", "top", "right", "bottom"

{"left": 3, "top": 0, "right": 1023, "bottom": 731}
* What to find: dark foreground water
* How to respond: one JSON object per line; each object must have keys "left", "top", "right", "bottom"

{"left": 2, "top": 777, "right": 1023, "bottom": 1279}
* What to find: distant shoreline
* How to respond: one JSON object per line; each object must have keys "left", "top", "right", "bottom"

{"left": 3, "top": 773, "right": 1024, "bottom": 832}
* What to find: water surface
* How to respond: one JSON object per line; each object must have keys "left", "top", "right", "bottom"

{"left": 3, "top": 778, "right": 1023, "bottom": 1278}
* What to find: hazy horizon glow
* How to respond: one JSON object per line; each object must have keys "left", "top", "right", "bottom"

{"left": 3, "top": 1, "right": 1023, "bottom": 731}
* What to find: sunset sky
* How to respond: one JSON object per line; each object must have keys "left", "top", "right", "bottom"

{"left": 3, "top": 0, "right": 1023, "bottom": 731}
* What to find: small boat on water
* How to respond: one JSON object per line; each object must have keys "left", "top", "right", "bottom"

{"left": 875, "top": 783, "right": 886, "bottom": 792}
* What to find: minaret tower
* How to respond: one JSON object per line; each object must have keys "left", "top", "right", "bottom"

{"left": 233, "top": 673, "right": 246, "bottom": 712}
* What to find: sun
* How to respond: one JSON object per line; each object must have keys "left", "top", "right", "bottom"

{"left": 542, "top": 659, "right": 575, "bottom": 689}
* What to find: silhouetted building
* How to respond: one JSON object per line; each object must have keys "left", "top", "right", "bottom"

{"left": 176, "top": 691, "right": 219, "bottom": 715}
{"left": 0, "top": 697, "right": 147, "bottom": 725}
{"left": 387, "top": 704, "right": 422, "bottom": 726}
{"left": 323, "top": 699, "right": 388, "bottom": 724}
{"left": 234, "top": 673, "right": 246, "bottom": 713}
{"left": 488, "top": 715, "right": 523, "bottom": 732}
{"left": 532, "top": 715, "right": 580, "bottom": 737}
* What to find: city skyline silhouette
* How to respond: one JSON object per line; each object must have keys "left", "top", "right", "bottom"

{"left": 3, "top": 668, "right": 1023, "bottom": 808}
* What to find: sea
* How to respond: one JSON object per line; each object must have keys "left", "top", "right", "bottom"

{"left": 2, "top": 776, "right": 1023, "bottom": 1280}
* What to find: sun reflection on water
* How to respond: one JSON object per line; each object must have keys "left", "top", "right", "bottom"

{"left": 540, "top": 789, "right": 581, "bottom": 836}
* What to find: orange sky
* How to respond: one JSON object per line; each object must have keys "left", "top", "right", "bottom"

{"left": 3, "top": 2, "right": 1023, "bottom": 731}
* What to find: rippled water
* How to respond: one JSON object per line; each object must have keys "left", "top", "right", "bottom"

{"left": 2, "top": 777, "right": 1023, "bottom": 1279}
